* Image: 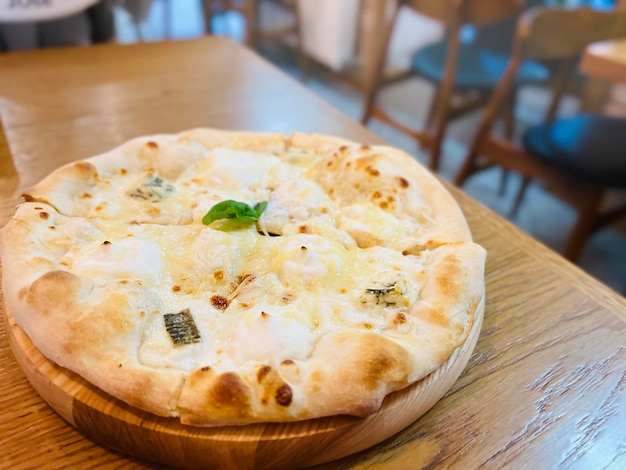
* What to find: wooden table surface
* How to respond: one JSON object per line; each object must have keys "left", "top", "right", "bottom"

{"left": 580, "top": 38, "right": 626, "bottom": 83}
{"left": 1, "top": 37, "right": 625, "bottom": 469}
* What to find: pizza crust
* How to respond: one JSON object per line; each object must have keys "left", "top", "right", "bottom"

{"left": 0, "top": 129, "right": 486, "bottom": 426}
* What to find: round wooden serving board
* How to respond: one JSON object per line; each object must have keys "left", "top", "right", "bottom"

{"left": 6, "top": 303, "right": 483, "bottom": 470}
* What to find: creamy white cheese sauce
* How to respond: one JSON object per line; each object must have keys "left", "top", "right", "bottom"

{"left": 38, "top": 142, "right": 432, "bottom": 372}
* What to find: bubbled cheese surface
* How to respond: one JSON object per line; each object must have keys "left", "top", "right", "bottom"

{"left": 19, "top": 137, "right": 441, "bottom": 374}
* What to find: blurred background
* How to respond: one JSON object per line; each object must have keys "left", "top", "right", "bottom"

{"left": 1, "top": 0, "right": 624, "bottom": 294}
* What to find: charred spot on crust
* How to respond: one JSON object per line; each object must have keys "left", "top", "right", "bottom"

{"left": 201, "top": 366, "right": 211, "bottom": 372}
{"left": 281, "top": 359, "right": 295, "bottom": 366}
{"left": 366, "top": 166, "right": 380, "bottom": 177}
{"left": 275, "top": 384, "right": 293, "bottom": 406}
{"left": 213, "top": 270, "right": 224, "bottom": 281}
{"left": 257, "top": 365, "right": 272, "bottom": 383}
{"left": 261, "top": 311, "right": 270, "bottom": 318}
{"left": 146, "top": 141, "right": 159, "bottom": 150}
{"left": 102, "top": 240, "right": 111, "bottom": 245}
{"left": 172, "top": 285, "right": 181, "bottom": 292}
{"left": 39, "top": 211, "right": 49, "bottom": 220}
{"left": 211, "top": 295, "right": 229, "bottom": 310}
{"left": 397, "top": 177, "right": 410, "bottom": 188}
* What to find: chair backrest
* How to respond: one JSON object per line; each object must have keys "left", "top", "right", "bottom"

{"left": 517, "top": 6, "right": 626, "bottom": 61}
{"left": 466, "top": 5, "right": 626, "bottom": 171}
{"left": 405, "top": 0, "right": 524, "bottom": 27}
{"left": 485, "top": 6, "right": 626, "bottom": 115}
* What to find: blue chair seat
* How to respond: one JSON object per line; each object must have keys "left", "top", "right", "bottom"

{"left": 522, "top": 115, "right": 626, "bottom": 188}
{"left": 411, "top": 41, "right": 549, "bottom": 90}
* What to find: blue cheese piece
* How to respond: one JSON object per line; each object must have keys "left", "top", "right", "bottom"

{"left": 360, "top": 272, "right": 412, "bottom": 307}
{"left": 128, "top": 174, "right": 176, "bottom": 202}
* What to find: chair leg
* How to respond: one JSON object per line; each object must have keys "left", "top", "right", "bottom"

{"left": 503, "top": 87, "right": 517, "bottom": 141}
{"left": 562, "top": 186, "right": 604, "bottom": 262}
{"left": 201, "top": 0, "right": 214, "bottom": 35}
{"left": 498, "top": 168, "right": 509, "bottom": 196}
{"left": 292, "top": 0, "right": 308, "bottom": 81}
{"left": 427, "top": 24, "right": 462, "bottom": 173}
{"left": 242, "top": 0, "right": 257, "bottom": 47}
{"left": 360, "top": 2, "right": 401, "bottom": 125}
{"left": 454, "top": 58, "right": 522, "bottom": 187}
{"left": 498, "top": 87, "right": 518, "bottom": 195}
{"left": 361, "top": 87, "right": 378, "bottom": 126}
{"left": 510, "top": 176, "right": 531, "bottom": 217}
{"left": 424, "top": 85, "right": 442, "bottom": 130}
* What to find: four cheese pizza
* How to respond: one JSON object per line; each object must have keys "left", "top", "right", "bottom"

{"left": 0, "top": 129, "right": 486, "bottom": 426}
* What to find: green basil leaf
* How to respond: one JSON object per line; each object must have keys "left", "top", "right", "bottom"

{"left": 202, "top": 199, "right": 268, "bottom": 230}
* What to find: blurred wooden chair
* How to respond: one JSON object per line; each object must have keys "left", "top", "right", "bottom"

{"left": 201, "top": 0, "right": 307, "bottom": 77}
{"left": 362, "top": 0, "right": 549, "bottom": 172}
{"left": 455, "top": 6, "right": 626, "bottom": 261}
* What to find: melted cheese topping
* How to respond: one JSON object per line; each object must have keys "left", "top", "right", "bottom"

{"left": 24, "top": 138, "right": 441, "bottom": 373}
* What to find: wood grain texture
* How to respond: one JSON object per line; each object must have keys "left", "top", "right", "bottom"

{"left": 0, "top": 37, "right": 625, "bottom": 469}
